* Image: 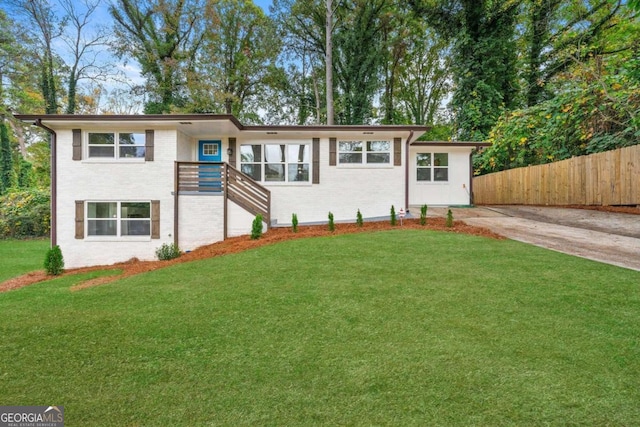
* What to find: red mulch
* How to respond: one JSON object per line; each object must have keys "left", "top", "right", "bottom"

{"left": 0, "top": 218, "right": 502, "bottom": 293}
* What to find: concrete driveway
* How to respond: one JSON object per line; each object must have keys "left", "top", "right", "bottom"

{"left": 429, "top": 206, "right": 640, "bottom": 272}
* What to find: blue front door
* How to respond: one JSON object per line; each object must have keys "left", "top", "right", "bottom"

{"left": 198, "top": 140, "right": 222, "bottom": 191}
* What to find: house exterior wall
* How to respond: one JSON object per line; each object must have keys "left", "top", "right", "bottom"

{"left": 48, "top": 118, "right": 472, "bottom": 268}
{"left": 56, "top": 128, "right": 177, "bottom": 268}
{"left": 178, "top": 194, "right": 224, "bottom": 252}
{"left": 408, "top": 146, "right": 473, "bottom": 206}
{"left": 237, "top": 135, "right": 406, "bottom": 224}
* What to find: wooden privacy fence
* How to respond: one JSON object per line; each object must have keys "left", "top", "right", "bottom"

{"left": 473, "top": 144, "right": 640, "bottom": 206}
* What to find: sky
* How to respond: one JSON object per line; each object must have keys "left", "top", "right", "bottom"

{"left": 12, "top": 0, "right": 275, "bottom": 112}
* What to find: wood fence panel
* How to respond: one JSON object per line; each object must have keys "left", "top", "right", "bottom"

{"left": 472, "top": 145, "right": 640, "bottom": 206}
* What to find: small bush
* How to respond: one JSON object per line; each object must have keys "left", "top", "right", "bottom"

{"left": 44, "top": 245, "right": 64, "bottom": 275}
{"left": 328, "top": 212, "right": 335, "bottom": 232}
{"left": 356, "top": 209, "right": 363, "bottom": 227}
{"left": 156, "top": 243, "right": 181, "bottom": 261}
{"left": 446, "top": 209, "right": 454, "bottom": 228}
{"left": 420, "top": 204, "right": 428, "bottom": 226}
{"left": 291, "top": 213, "right": 298, "bottom": 233}
{"left": 0, "top": 189, "right": 50, "bottom": 238}
{"left": 251, "top": 214, "right": 264, "bottom": 240}
{"left": 390, "top": 205, "right": 397, "bottom": 226}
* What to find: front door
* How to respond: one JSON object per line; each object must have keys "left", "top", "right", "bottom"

{"left": 198, "top": 140, "right": 222, "bottom": 191}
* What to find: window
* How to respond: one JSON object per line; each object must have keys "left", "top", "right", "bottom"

{"left": 87, "top": 132, "right": 146, "bottom": 159}
{"left": 203, "top": 143, "right": 218, "bottom": 156}
{"left": 417, "top": 153, "right": 448, "bottom": 182}
{"left": 338, "top": 140, "right": 390, "bottom": 165}
{"left": 87, "top": 201, "right": 151, "bottom": 237}
{"left": 240, "top": 144, "right": 310, "bottom": 182}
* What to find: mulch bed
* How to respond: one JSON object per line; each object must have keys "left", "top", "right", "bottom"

{"left": 1, "top": 218, "right": 502, "bottom": 293}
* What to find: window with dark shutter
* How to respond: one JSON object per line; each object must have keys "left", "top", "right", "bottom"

{"left": 145, "top": 130, "right": 154, "bottom": 161}
{"left": 329, "top": 138, "right": 337, "bottom": 166}
{"left": 312, "top": 138, "right": 320, "bottom": 183}
{"left": 151, "top": 200, "right": 160, "bottom": 239}
{"left": 75, "top": 201, "right": 84, "bottom": 239}
{"left": 394, "top": 137, "right": 402, "bottom": 166}
{"left": 72, "top": 129, "right": 82, "bottom": 161}
{"left": 228, "top": 137, "right": 237, "bottom": 167}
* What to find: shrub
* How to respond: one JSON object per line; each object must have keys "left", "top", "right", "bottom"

{"left": 446, "top": 209, "right": 454, "bottom": 228}
{"left": 0, "top": 189, "right": 50, "bottom": 239}
{"left": 44, "top": 245, "right": 64, "bottom": 275}
{"left": 156, "top": 243, "right": 181, "bottom": 261}
{"left": 356, "top": 209, "right": 363, "bottom": 227}
{"left": 251, "top": 214, "right": 264, "bottom": 240}
{"left": 420, "top": 204, "right": 428, "bottom": 226}
{"left": 291, "top": 213, "right": 298, "bottom": 233}
{"left": 390, "top": 205, "right": 397, "bottom": 226}
{"left": 328, "top": 212, "right": 335, "bottom": 232}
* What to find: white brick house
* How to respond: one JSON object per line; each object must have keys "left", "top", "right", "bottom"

{"left": 17, "top": 114, "right": 486, "bottom": 268}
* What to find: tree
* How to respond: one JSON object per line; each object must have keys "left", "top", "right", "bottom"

{"left": 521, "top": 0, "right": 628, "bottom": 107}
{"left": 59, "top": 0, "right": 112, "bottom": 114}
{"left": 325, "top": 0, "right": 336, "bottom": 124}
{"left": 188, "top": 0, "right": 282, "bottom": 119}
{"left": 412, "top": 0, "right": 519, "bottom": 140}
{"left": 8, "top": 0, "right": 63, "bottom": 114}
{"left": 333, "top": 0, "right": 390, "bottom": 124}
{"left": 110, "top": 0, "right": 208, "bottom": 113}
{"left": 396, "top": 22, "right": 451, "bottom": 125}
{"left": 0, "top": 121, "right": 13, "bottom": 195}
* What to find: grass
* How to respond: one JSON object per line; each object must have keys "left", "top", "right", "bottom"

{"left": 1, "top": 230, "right": 639, "bottom": 425}
{"left": 0, "top": 238, "right": 49, "bottom": 282}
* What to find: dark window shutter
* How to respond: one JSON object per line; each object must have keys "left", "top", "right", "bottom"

{"left": 312, "top": 138, "right": 320, "bottom": 184}
{"left": 329, "top": 137, "right": 337, "bottom": 166}
{"left": 228, "top": 137, "right": 237, "bottom": 167}
{"left": 394, "top": 137, "right": 402, "bottom": 166}
{"left": 151, "top": 200, "right": 160, "bottom": 239}
{"left": 72, "top": 129, "right": 82, "bottom": 160}
{"left": 75, "top": 201, "right": 84, "bottom": 239}
{"left": 145, "top": 130, "right": 154, "bottom": 161}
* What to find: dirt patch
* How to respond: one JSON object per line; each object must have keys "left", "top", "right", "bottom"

{"left": 1, "top": 218, "right": 502, "bottom": 293}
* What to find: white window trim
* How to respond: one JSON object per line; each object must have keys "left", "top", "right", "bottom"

{"left": 337, "top": 140, "right": 393, "bottom": 168}
{"left": 85, "top": 200, "right": 152, "bottom": 241}
{"left": 416, "top": 152, "right": 449, "bottom": 183}
{"left": 240, "top": 143, "right": 312, "bottom": 185}
{"left": 85, "top": 131, "right": 146, "bottom": 162}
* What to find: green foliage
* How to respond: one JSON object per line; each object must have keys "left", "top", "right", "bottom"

{"left": 43, "top": 245, "right": 64, "bottom": 275}
{"left": 0, "top": 123, "right": 13, "bottom": 195}
{"left": 291, "top": 213, "right": 298, "bottom": 233}
{"left": 251, "top": 214, "right": 264, "bottom": 240}
{"left": 155, "top": 243, "right": 181, "bottom": 261}
{"left": 328, "top": 212, "right": 335, "bottom": 232}
{"left": 0, "top": 189, "right": 50, "bottom": 238}
{"left": 356, "top": 209, "right": 363, "bottom": 227}
{"left": 417, "top": 2, "right": 519, "bottom": 140}
{"left": 420, "top": 205, "right": 428, "bottom": 226}
{"left": 2, "top": 233, "right": 640, "bottom": 425}
{"left": 446, "top": 209, "right": 454, "bottom": 228}
{"left": 476, "top": 57, "right": 640, "bottom": 175}
{"left": 390, "top": 205, "right": 397, "bottom": 226}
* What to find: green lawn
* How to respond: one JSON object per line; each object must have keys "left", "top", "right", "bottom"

{"left": 0, "top": 238, "right": 49, "bottom": 282}
{"left": 1, "top": 230, "right": 639, "bottom": 426}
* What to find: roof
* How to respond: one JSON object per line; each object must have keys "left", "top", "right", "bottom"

{"left": 14, "top": 114, "right": 430, "bottom": 138}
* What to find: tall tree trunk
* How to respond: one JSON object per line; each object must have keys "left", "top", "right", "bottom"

{"left": 325, "top": 0, "right": 334, "bottom": 125}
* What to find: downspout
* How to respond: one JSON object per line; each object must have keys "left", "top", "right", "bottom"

{"left": 469, "top": 151, "right": 474, "bottom": 205}
{"left": 404, "top": 130, "right": 415, "bottom": 211}
{"left": 34, "top": 119, "right": 57, "bottom": 247}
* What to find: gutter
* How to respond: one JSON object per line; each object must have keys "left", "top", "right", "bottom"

{"left": 404, "top": 130, "right": 415, "bottom": 211}
{"left": 34, "top": 119, "right": 57, "bottom": 247}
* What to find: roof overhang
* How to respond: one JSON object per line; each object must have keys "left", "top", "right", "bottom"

{"left": 14, "top": 114, "right": 430, "bottom": 139}
{"left": 411, "top": 141, "right": 490, "bottom": 148}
